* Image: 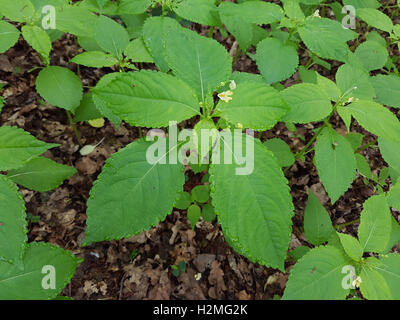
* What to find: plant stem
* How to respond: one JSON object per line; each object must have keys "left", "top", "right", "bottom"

{"left": 208, "top": 26, "right": 214, "bottom": 38}
{"left": 335, "top": 218, "right": 360, "bottom": 230}
{"left": 356, "top": 138, "right": 378, "bottom": 154}
{"left": 66, "top": 110, "right": 82, "bottom": 146}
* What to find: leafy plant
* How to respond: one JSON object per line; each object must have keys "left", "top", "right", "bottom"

{"left": 1, "top": 0, "right": 400, "bottom": 300}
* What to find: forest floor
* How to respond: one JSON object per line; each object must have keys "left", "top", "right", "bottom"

{"left": 0, "top": 2, "right": 399, "bottom": 300}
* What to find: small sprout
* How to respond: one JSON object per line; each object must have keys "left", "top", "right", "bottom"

{"left": 80, "top": 137, "right": 105, "bottom": 156}
{"left": 229, "top": 80, "right": 237, "bottom": 90}
{"left": 217, "top": 90, "right": 233, "bottom": 102}
{"left": 88, "top": 118, "right": 105, "bottom": 128}
{"left": 352, "top": 276, "right": 362, "bottom": 288}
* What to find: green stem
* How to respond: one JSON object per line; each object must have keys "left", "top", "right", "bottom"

{"left": 335, "top": 218, "right": 360, "bottom": 230}
{"left": 208, "top": 26, "right": 214, "bottom": 38}
{"left": 66, "top": 110, "right": 82, "bottom": 146}
{"left": 356, "top": 138, "right": 378, "bottom": 154}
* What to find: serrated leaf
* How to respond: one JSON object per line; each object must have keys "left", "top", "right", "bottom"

{"left": 70, "top": 51, "right": 118, "bottom": 68}
{"left": 118, "top": 0, "right": 151, "bottom": 14}
{"left": 165, "top": 27, "right": 232, "bottom": 102}
{"left": 215, "top": 82, "right": 288, "bottom": 131}
{"left": 283, "top": 246, "right": 352, "bottom": 300}
{"left": 0, "top": 126, "right": 59, "bottom": 171}
{"left": 347, "top": 100, "right": 400, "bottom": 142}
{"left": 92, "top": 70, "right": 200, "bottom": 127}
{"left": 371, "top": 75, "right": 400, "bottom": 108}
{"left": 281, "top": 83, "right": 332, "bottom": 124}
{"left": 263, "top": 138, "right": 295, "bottom": 168}
{"left": 0, "top": 21, "right": 20, "bottom": 54}
{"left": 0, "top": 175, "right": 27, "bottom": 263}
{"left": 304, "top": 191, "right": 335, "bottom": 245}
{"left": 7, "top": 157, "right": 76, "bottom": 192}
{"left": 298, "top": 17, "right": 356, "bottom": 62}
{"left": 358, "top": 195, "right": 392, "bottom": 253}
{"left": 360, "top": 259, "right": 392, "bottom": 300}
{"left": 36, "top": 66, "right": 83, "bottom": 111}
{"left": 337, "top": 232, "right": 363, "bottom": 261}
{"left": 142, "top": 17, "right": 181, "bottom": 73}
{"left": 210, "top": 136, "right": 293, "bottom": 270}
{"left": 21, "top": 25, "right": 52, "bottom": 63}
{"left": 55, "top": 5, "right": 98, "bottom": 37}
{"left": 314, "top": 127, "right": 356, "bottom": 203}
{"left": 124, "top": 38, "right": 154, "bottom": 63}
{"left": 357, "top": 8, "right": 393, "bottom": 33}
{"left": 256, "top": 37, "right": 299, "bottom": 84}
{"left": 355, "top": 153, "right": 373, "bottom": 179}
{"left": 336, "top": 64, "right": 375, "bottom": 100}
{"left": 376, "top": 254, "right": 400, "bottom": 299}
{"left": 173, "top": 0, "right": 221, "bottom": 26}
{"left": 84, "top": 138, "right": 185, "bottom": 244}
{"left": 0, "top": 242, "right": 80, "bottom": 300}
{"left": 94, "top": 15, "right": 129, "bottom": 59}
{"left": 0, "top": 0, "right": 35, "bottom": 22}
{"left": 174, "top": 191, "right": 192, "bottom": 210}
{"left": 353, "top": 41, "right": 388, "bottom": 71}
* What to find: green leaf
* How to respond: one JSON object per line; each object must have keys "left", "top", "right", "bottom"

{"left": 215, "top": 82, "right": 288, "bottom": 131}
{"left": 343, "top": 0, "right": 380, "bottom": 9}
{"left": 218, "top": 1, "right": 283, "bottom": 25}
{"left": 21, "top": 25, "right": 52, "bottom": 64}
{"left": 282, "top": 0, "right": 305, "bottom": 20}
{"left": 316, "top": 73, "right": 341, "bottom": 102}
{"left": 255, "top": 37, "right": 299, "bottom": 84}
{"left": 91, "top": 72, "right": 122, "bottom": 126}
{"left": 73, "top": 93, "right": 103, "bottom": 122}
{"left": 174, "top": 191, "right": 192, "bottom": 210}
{"left": 94, "top": 15, "right": 129, "bottom": 59}
{"left": 288, "top": 246, "right": 311, "bottom": 261}
{"left": 298, "top": 17, "right": 356, "bottom": 62}
{"left": 355, "top": 153, "right": 373, "bottom": 180}
{"left": 347, "top": 100, "right": 400, "bottom": 142}
{"left": 379, "top": 138, "right": 400, "bottom": 173}
{"left": 201, "top": 203, "right": 216, "bottom": 222}
{"left": 173, "top": 0, "right": 221, "bottom": 26}
{"left": 84, "top": 138, "right": 185, "bottom": 244}
{"left": 345, "top": 132, "right": 364, "bottom": 151}
{"left": 191, "top": 185, "right": 210, "bottom": 203}
{"left": 383, "top": 216, "right": 400, "bottom": 253}
{"left": 281, "top": 83, "right": 332, "bottom": 123}
{"left": 187, "top": 204, "right": 201, "bottom": 229}
{"left": 0, "top": 242, "right": 80, "bottom": 300}
{"left": 7, "top": 157, "right": 76, "bottom": 192}
{"left": 165, "top": 27, "right": 232, "bottom": 101}
{"left": 377, "top": 254, "right": 400, "bottom": 299}
{"left": 0, "top": 175, "right": 27, "bottom": 264}
{"left": 142, "top": 17, "right": 181, "bottom": 73}
{"left": 124, "top": 38, "right": 154, "bottom": 63}
{"left": 70, "top": 51, "right": 118, "bottom": 68}
{"left": 387, "top": 181, "right": 400, "bottom": 211}
{"left": 360, "top": 258, "right": 393, "bottom": 300}
{"left": 210, "top": 136, "right": 294, "bottom": 270}
{"left": 118, "top": 0, "right": 151, "bottom": 14}
{"left": 0, "top": 21, "right": 20, "bottom": 54}
{"left": 0, "top": 0, "right": 35, "bottom": 22}
{"left": 304, "top": 191, "right": 335, "bottom": 246}
{"left": 337, "top": 232, "right": 363, "bottom": 261}
{"left": 55, "top": 5, "right": 98, "bottom": 37}
{"left": 283, "top": 246, "right": 352, "bottom": 300}
{"left": 353, "top": 41, "right": 388, "bottom": 71}
{"left": 358, "top": 195, "right": 392, "bottom": 253}
{"left": 263, "top": 138, "right": 295, "bottom": 168}
{"left": 36, "top": 66, "right": 83, "bottom": 111}
{"left": 314, "top": 127, "right": 357, "bottom": 203}
{"left": 371, "top": 75, "right": 400, "bottom": 108}
{"left": 335, "top": 64, "right": 375, "bottom": 100}
{"left": 92, "top": 70, "right": 200, "bottom": 127}
{"left": 358, "top": 8, "right": 393, "bottom": 33}
{"left": 0, "top": 126, "right": 59, "bottom": 171}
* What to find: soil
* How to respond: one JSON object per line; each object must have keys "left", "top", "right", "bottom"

{"left": 0, "top": 1, "right": 399, "bottom": 300}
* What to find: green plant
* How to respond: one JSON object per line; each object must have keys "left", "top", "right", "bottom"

{"left": 1, "top": 0, "right": 400, "bottom": 300}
